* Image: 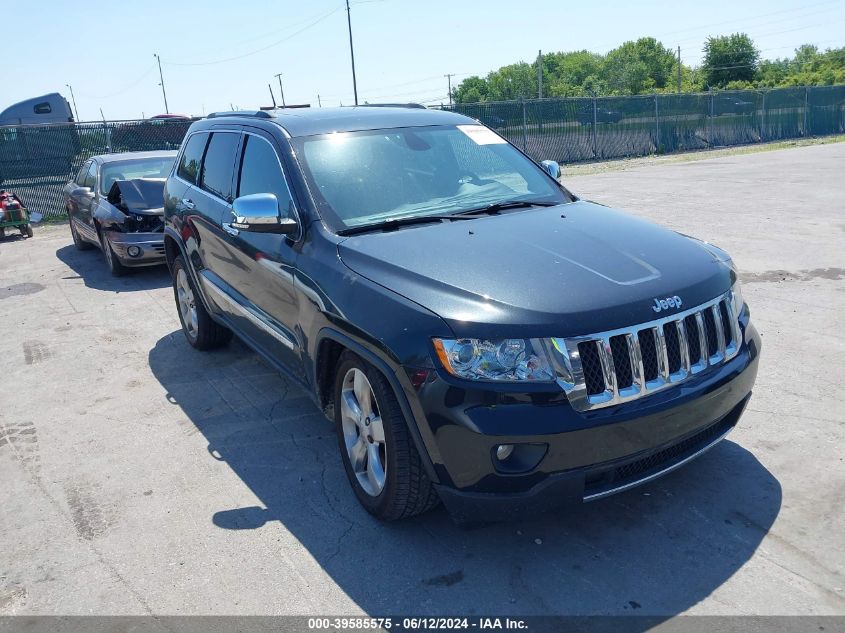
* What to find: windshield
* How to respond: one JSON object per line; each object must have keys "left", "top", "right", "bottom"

{"left": 294, "top": 125, "right": 571, "bottom": 231}
{"left": 100, "top": 157, "right": 174, "bottom": 195}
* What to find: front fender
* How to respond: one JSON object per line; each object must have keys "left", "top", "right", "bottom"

{"left": 315, "top": 327, "right": 441, "bottom": 483}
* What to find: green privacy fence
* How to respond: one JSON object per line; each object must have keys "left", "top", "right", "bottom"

{"left": 448, "top": 84, "right": 845, "bottom": 164}
{"left": 2, "top": 85, "right": 844, "bottom": 219}
{"left": 0, "top": 117, "right": 196, "bottom": 218}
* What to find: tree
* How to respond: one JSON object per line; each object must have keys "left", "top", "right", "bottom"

{"left": 485, "top": 62, "right": 537, "bottom": 101}
{"left": 453, "top": 76, "right": 488, "bottom": 104}
{"left": 542, "top": 50, "right": 603, "bottom": 96}
{"left": 702, "top": 33, "right": 759, "bottom": 87}
{"left": 603, "top": 38, "right": 677, "bottom": 94}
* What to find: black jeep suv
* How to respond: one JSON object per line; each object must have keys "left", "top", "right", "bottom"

{"left": 163, "top": 107, "right": 760, "bottom": 522}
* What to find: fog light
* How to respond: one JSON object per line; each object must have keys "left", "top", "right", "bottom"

{"left": 492, "top": 443, "right": 549, "bottom": 474}
{"left": 127, "top": 245, "right": 142, "bottom": 258}
{"left": 495, "top": 444, "right": 514, "bottom": 461}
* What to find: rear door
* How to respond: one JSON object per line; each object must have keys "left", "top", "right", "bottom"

{"left": 168, "top": 130, "right": 210, "bottom": 248}
{"left": 76, "top": 161, "right": 99, "bottom": 239}
{"left": 182, "top": 130, "right": 248, "bottom": 322}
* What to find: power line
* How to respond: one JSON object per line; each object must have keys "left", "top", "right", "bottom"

{"left": 77, "top": 65, "right": 155, "bottom": 99}
{"left": 659, "top": 0, "right": 842, "bottom": 40}
{"left": 162, "top": 6, "right": 342, "bottom": 67}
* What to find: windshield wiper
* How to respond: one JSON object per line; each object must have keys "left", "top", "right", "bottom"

{"left": 337, "top": 214, "right": 475, "bottom": 236}
{"left": 455, "top": 199, "right": 559, "bottom": 216}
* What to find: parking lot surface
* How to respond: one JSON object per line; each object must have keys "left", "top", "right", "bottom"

{"left": 1, "top": 142, "right": 843, "bottom": 617}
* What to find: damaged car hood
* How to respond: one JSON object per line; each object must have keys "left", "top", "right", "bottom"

{"left": 337, "top": 200, "right": 736, "bottom": 338}
{"left": 107, "top": 178, "right": 165, "bottom": 215}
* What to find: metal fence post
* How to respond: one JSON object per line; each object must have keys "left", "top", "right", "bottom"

{"left": 654, "top": 93, "right": 660, "bottom": 153}
{"left": 804, "top": 86, "right": 810, "bottom": 136}
{"left": 707, "top": 89, "right": 713, "bottom": 147}
{"left": 592, "top": 96, "right": 598, "bottom": 158}
{"left": 521, "top": 98, "right": 528, "bottom": 153}
{"left": 760, "top": 91, "right": 766, "bottom": 142}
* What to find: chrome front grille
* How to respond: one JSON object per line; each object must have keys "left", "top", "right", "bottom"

{"left": 551, "top": 292, "right": 740, "bottom": 412}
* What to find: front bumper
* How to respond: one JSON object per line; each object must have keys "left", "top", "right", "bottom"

{"left": 105, "top": 231, "right": 166, "bottom": 267}
{"left": 412, "top": 317, "right": 761, "bottom": 522}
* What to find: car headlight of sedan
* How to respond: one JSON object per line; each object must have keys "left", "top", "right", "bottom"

{"left": 432, "top": 338, "right": 554, "bottom": 382}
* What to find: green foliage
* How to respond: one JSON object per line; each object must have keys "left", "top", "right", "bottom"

{"left": 604, "top": 38, "right": 678, "bottom": 95}
{"left": 486, "top": 62, "right": 537, "bottom": 101}
{"left": 452, "top": 33, "right": 845, "bottom": 104}
{"left": 702, "top": 33, "right": 759, "bottom": 87}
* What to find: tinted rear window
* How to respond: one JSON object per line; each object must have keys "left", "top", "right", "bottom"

{"left": 177, "top": 132, "right": 208, "bottom": 185}
{"left": 200, "top": 132, "right": 239, "bottom": 200}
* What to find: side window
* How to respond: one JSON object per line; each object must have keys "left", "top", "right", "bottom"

{"left": 75, "top": 161, "right": 91, "bottom": 185}
{"left": 34, "top": 102, "right": 52, "bottom": 114}
{"left": 200, "top": 132, "right": 240, "bottom": 201}
{"left": 237, "top": 135, "right": 294, "bottom": 217}
{"left": 177, "top": 132, "right": 209, "bottom": 185}
{"left": 82, "top": 162, "right": 97, "bottom": 189}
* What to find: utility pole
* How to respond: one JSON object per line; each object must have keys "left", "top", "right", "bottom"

{"left": 537, "top": 50, "right": 543, "bottom": 99}
{"left": 346, "top": 0, "right": 359, "bottom": 105}
{"left": 274, "top": 73, "right": 286, "bottom": 107}
{"left": 268, "top": 84, "right": 277, "bottom": 108}
{"left": 677, "top": 46, "right": 682, "bottom": 93}
{"left": 65, "top": 84, "right": 80, "bottom": 121}
{"left": 154, "top": 53, "right": 169, "bottom": 114}
{"left": 444, "top": 74, "right": 453, "bottom": 105}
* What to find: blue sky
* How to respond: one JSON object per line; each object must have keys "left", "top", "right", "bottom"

{"left": 7, "top": 0, "right": 845, "bottom": 121}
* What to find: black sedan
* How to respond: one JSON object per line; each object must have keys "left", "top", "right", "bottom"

{"left": 63, "top": 151, "right": 176, "bottom": 275}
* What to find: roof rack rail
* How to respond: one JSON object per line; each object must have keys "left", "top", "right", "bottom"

{"left": 358, "top": 103, "right": 427, "bottom": 109}
{"left": 206, "top": 110, "right": 273, "bottom": 119}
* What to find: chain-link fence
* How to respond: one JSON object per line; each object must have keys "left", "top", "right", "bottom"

{"left": 448, "top": 84, "right": 845, "bottom": 163}
{"left": 0, "top": 117, "right": 196, "bottom": 219}
{"left": 2, "top": 85, "right": 844, "bottom": 219}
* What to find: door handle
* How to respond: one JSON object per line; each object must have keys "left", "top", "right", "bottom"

{"left": 221, "top": 222, "right": 239, "bottom": 237}
{"left": 181, "top": 198, "right": 196, "bottom": 210}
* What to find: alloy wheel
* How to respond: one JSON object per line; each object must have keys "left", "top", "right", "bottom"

{"left": 340, "top": 368, "right": 387, "bottom": 496}
{"left": 175, "top": 268, "right": 198, "bottom": 339}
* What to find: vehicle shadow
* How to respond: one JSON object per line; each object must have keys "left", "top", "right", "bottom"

{"left": 56, "top": 243, "right": 171, "bottom": 292}
{"left": 148, "top": 333, "right": 782, "bottom": 618}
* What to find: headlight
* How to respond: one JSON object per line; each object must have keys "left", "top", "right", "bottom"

{"left": 731, "top": 278, "right": 744, "bottom": 316}
{"left": 432, "top": 338, "right": 554, "bottom": 382}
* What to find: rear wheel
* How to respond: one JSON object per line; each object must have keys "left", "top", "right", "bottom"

{"left": 23, "top": 224, "right": 33, "bottom": 238}
{"left": 172, "top": 256, "right": 232, "bottom": 350}
{"left": 334, "top": 351, "right": 439, "bottom": 520}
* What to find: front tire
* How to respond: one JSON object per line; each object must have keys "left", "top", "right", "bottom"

{"left": 100, "top": 233, "right": 129, "bottom": 277}
{"left": 172, "top": 256, "right": 232, "bottom": 350}
{"left": 69, "top": 216, "right": 93, "bottom": 250}
{"left": 333, "top": 351, "right": 439, "bottom": 520}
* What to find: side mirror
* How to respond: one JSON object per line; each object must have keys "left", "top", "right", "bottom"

{"left": 71, "top": 186, "right": 92, "bottom": 197}
{"left": 231, "top": 193, "right": 297, "bottom": 235}
{"left": 541, "top": 160, "right": 561, "bottom": 181}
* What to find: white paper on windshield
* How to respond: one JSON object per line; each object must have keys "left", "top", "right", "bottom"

{"left": 457, "top": 125, "right": 507, "bottom": 145}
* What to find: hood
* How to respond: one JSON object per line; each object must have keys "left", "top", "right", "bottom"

{"left": 337, "top": 201, "right": 735, "bottom": 338}
{"left": 107, "top": 178, "right": 165, "bottom": 215}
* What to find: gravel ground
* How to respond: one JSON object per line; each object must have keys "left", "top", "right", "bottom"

{"left": 0, "top": 142, "right": 843, "bottom": 617}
